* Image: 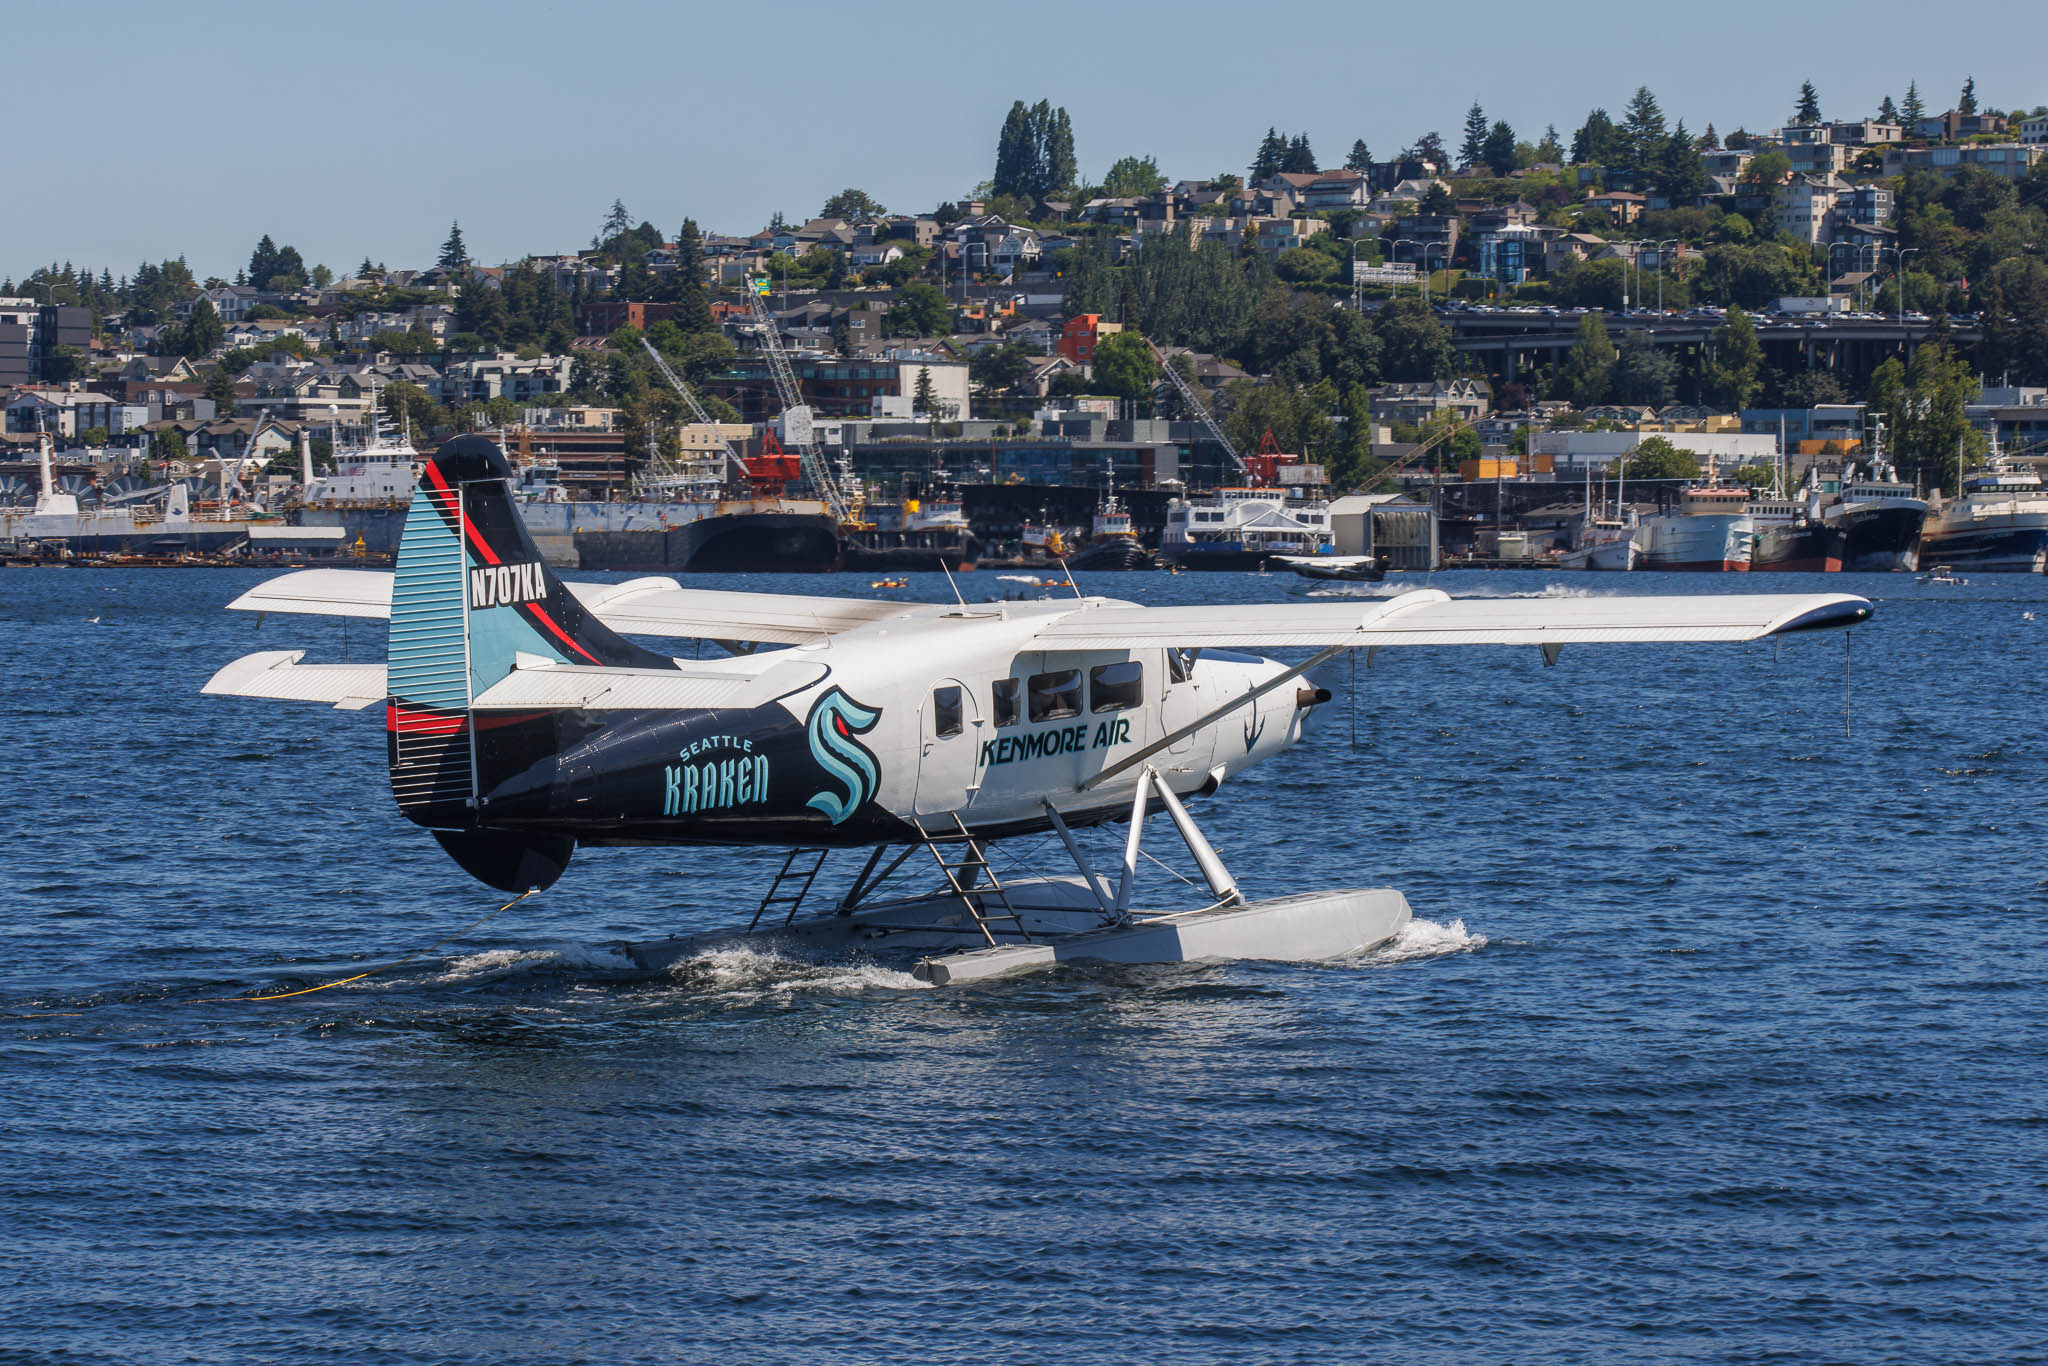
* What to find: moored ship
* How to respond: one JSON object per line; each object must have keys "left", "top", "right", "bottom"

{"left": 1918, "top": 453, "right": 2048, "bottom": 573}
{"left": 1642, "top": 483, "right": 1753, "bottom": 571}
{"left": 1749, "top": 480, "right": 1845, "bottom": 572}
{"left": 1823, "top": 441, "right": 1926, "bottom": 572}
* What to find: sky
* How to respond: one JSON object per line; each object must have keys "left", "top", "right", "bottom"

{"left": 6, "top": 0, "right": 2040, "bottom": 284}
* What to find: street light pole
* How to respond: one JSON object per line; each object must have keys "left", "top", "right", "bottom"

{"left": 1655, "top": 239, "right": 1679, "bottom": 311}
{"left": 1891, "top": 246, "right": 1921, "bottom": 325}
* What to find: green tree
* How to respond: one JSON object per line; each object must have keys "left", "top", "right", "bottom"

{"left": 1572, "top": 108, "right": 1622, "bottom": 165}
{"left": 202, "top": 363, "right": 238, "bottom": 413}
{"left": 1045, "top": 107, "right": 1078, "bottom": 195}
{"left": 1793, "top": 81, "right": 1822, "bottom": 125}
{"left": 1560, "top": 313, "right": 1617, "bottom": 408}
{"left": 1620, "top": 435, "right": 1700, "bottom": 480}
{"left": 1620, "top": 86, "right": 1667, "bottom": 180}
{"left": 1371, "top": 296, "right": 1455, "bottom": 381}
{"left": 969, "top": 338, "right": 1036, "bottom": 393}
{"left": 1535, "top": 124, "right": 1565, "bottom": 163}
{"left": 1958, "top": 76, "right": 1977, "bottom": 117}
{"left": 911, "top": 365, "right": 943, "bottom": 423}
{"left": 1901, "top": 81, "right": 1926, "bottom": 127}
{"left": 1101, "top": 155, "right": 1167, "bottom": 198}
{"left": 1740, "top": 149, "right": 1791, "bottom": 190}
{"left": 821, "top": 188, "right": 885, "bottom": 221}
{"left": 311, "top": 264, "right": 333, "bottom": 288}
{"left": 1345, "top": 139, "right": 1373, "bottom": 172}
{"left": 602, "top": 199, "right": 633, "bottom": 244}
{"left": 1281, "top": 133, "right": 1317, "bottom": 174}
{"left": 1878, "top": 94, "right": 1899, "bottom": 124}
{"left": 182, "top": 299, "right": 225, "bottom": 357}
{"left": 1460, "top": 101, "right": 1490, "bottom": 169}
{"left": 1652, "top": 122, "right": 1708, "bottom": 202}
{"left": 1482, "top": 121, "right": 1518, "bottom": 178}
{"left": 438, "top": 221, "right": 469, "bottom": 270}
{"left": 1419, "top": 182, "right": 1454, "bottom": 215}
{"left": 1274, "top": 246, "right": 1336, "bottom": 283}
{"left": 1975, "top": 257, "right": 2048, "bottom": 385}
{"left": 993, "top": 101, "right": 1033, "bottom": 196}
{"left": 1251, "top": 128, "right": 1286, "bottom": 181}
{"left": 154, "top": 425, "right": 189, "bottom": 462}
{"left": 1092, "top": 329, "right": 1160, "bottom": 403}
{"left": 886, "top": 281, "right": 953, "bottom": 337}
{"left": 1708, "top": 306, "right": 1763, "bottom": 410}
{"left": 1611, "top": 330, "right": 1676, "bottom": 406}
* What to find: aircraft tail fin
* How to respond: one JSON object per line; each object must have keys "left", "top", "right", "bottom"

{"left": 386, "top": 435, "right": 671, "bottom": 854}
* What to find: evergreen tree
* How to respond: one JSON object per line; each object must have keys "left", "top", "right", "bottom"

{"left": 1482, "top": 120, "right": 1518, "bottom": 177}
{"left": 911, "top": 365, "right": 940, "bottom": 425}
{"left": 1620, "top": 86, "right": 1667, "bottom": 179}
{"left": 1281, "top": 133, "right": 1317, "bottom": 174}
{"left": 357, "top": 257, "right": 375, "bottom": 278}
{"left": 1708, "top": 306, "right": 1763, "bottom": 409}
{"left": 1572, "top": 109, "right": 1620, "bottom": 165}
{"left": 1793, "top": 80, "right": 1822, "bottom": 125}
{"left": 1536, "top": 125, "right": 1565, "bottom": 162}
{"left": 438, "top": 220, "right": 469, "bottom": 270}
{"left": 1045, "top": 106, "right": 1077, "bottom": 195}
{"left": 603, "top": 199, "right": 633, "bottom": 244}
{"left": 1460, "top": 101, "right": 1490, "bottom": 168}
{"left": 1701, "top": 123, "right": 1720, "bottom": 150}
{"left": 1560, "top": 313, "right": 1616, "bottom": 408}
{"left": 1413, "top": 131, "right": 1447, "bottom": 169}
{"left": 675, "top": 218, "right": 704, "bottom": 282}
{"left": 1251, "top": 127, "right": 1286, "bottom": 181}
{"left": 1345, "top": 139, "right": 1373, "bottom": 172}
{"left": 1958, "top": 76, "right": 1977, "bottom": 116}
{"left": 1653, "top": 121, "right": 1708, "bottom": 202}
{"left": 248, "top": 235, "right": 280, "bottom": 291}
{"left": 1901, "top": 81, "right": 1926, "bottom": 127}
{"left": 992, "top": 100, "right": 1031, "bottom": 197}
{"left": 1878, "top": 94, "right": 1899, "bottom": 123}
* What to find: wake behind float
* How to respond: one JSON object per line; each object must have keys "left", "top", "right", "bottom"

{"left": 202, "top": 435, "right": 1872, "bottom": 986}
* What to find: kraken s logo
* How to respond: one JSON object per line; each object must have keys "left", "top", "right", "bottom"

{"left": 1243, "top": 706, "right": 1265, "bottom": 752}
{"left": 804, "top": 687, "right": 882, "bottom": 825}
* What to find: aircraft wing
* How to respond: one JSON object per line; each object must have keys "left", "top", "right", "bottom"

{"left": 1030, "top": 589, "right": 1871, "bottom": 650}
{"left": 226, "top": 569, "right": 927, "bottom": 644}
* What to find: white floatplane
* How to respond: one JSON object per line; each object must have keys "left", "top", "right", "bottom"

{"left": 203, "top": 437, "right": 1873, "bottom": 984}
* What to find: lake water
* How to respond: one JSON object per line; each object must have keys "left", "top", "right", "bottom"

{"left": 3, "top": 566, "right": 2043, "bottom": 1364}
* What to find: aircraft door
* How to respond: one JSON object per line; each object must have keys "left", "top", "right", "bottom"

{"left": 913, "top": 678, "right": 981, "bottom": 818}
{"left": 1162, "top": 647, "right": 1202, "bottom": 756}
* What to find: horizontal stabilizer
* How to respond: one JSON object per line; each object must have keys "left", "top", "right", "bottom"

{"left": 228, "top": 568, "right": 923, "bottom": 644}
{"left": 471, "top": 656, "right": 826, "bottom": 711}
{"left": 1029, "top": 590, "right": 1872, "bottom": 650}
{"left": 202, "top": 650, "right": 386, "bottom": 709}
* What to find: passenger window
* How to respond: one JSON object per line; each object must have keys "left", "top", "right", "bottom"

{"left": 1028, "top": 669, "right": 1082, "bottom": 722}
{"left": 1090, "top": 661, "right": 1143, "bottom": 712}
{"left": 991, "top": 678, "right": 1020, "bottom": 728}
{"left": 932, "top": 685, "right": 962, "bottom": 738}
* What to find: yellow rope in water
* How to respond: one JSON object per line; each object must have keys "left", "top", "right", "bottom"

{"left": 211, "top": 888, "right": 540, "bottom": 1003}
{"left": 8, "top": 889, "right": 540, "bottom": 1018}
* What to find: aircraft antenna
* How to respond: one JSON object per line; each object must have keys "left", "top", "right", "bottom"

{"left": 938, "top": 559, "right": 967, "bottom": 608}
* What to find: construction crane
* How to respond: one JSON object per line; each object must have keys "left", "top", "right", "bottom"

{"left": 1148, "top": 341, "right": 1254, "bottom": 485}
{"left": 637, "top": 336, "right": 748, "bottom": 489}
{"left": 744, "top": 282, "right": 854, "bottom": 522}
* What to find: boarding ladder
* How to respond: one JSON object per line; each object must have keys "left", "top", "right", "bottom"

{"left": 749, "top": 848, "right": 831, "bottom": 930}
{"left": 910, "top": 814, "right": 1032, "bottom": 946}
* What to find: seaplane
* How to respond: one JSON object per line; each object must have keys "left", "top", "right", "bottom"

{"left": 203, "top": 437, "right": 1873, "bottom": 985}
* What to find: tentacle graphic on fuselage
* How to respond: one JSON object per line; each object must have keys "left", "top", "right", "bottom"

{"left": 804, "top": 687, "right": 882, "bottom": 825}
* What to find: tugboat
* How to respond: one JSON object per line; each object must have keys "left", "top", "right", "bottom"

{"left": 1068, "top": 486, "right": 1151, "bottom": 570}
